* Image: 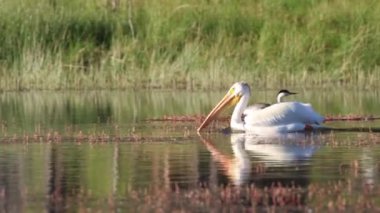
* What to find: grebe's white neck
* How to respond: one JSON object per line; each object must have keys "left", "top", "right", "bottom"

{"left": 277, "top": 92, "right": 286, "bottom": 103}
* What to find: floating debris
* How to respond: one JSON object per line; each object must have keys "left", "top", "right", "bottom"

{"left": 146, "top": 115, "right": 229, "bottom": 123}
{"left": 0, "top": 131, "right": 196, "bottom": 144}
{"left": 147, "top": 114, "right": 380, "bottom": 123}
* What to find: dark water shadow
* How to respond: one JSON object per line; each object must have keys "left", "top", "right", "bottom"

{"left": 318, "top": 126, "right": 380, "bottom": 133}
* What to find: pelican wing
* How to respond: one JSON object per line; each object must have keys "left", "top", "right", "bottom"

{"left": 244, "top": 103, "right": 271, "bottom": 113}
{"left": 244, "top": 102, "right": 324, "bottom": 127}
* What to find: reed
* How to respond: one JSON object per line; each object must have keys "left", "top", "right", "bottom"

{"left": 1, "top": 0, "right": 380, "bottom": 90}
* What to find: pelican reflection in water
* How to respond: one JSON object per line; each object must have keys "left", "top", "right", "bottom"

{"left": 201, "top": 134, "right": 251, "bottom": 185}
{"left": 200, "top": 133, "right": 319, "bottom": 186}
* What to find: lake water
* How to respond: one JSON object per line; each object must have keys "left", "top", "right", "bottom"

{"left": 0, "top": 88, "right": 380, "bottom": 211}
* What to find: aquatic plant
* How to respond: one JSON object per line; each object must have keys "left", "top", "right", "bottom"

{"left": 1, "top": 0, "right": 380, "bottom": 90}
{"left": 123, "top": 180, "right": 380, "bottom": 212}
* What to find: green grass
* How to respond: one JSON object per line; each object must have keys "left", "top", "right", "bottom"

{"left": 1, "top": 0, "right": 380, "bottom": 90}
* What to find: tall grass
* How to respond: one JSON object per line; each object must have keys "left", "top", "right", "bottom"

{"left": 1, "top": 0, "right": 380, "bottom": 90}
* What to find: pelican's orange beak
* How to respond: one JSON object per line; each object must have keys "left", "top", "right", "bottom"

{"left": 197, "top": 91, "right": 241, "bottom": 132}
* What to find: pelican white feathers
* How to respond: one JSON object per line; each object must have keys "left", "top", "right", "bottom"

{"left": 197, "top": 82, "right": 324, "bottom": 134}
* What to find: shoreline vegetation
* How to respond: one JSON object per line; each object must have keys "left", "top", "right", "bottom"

{"left": 1, "top": 0, "right": 380, "bottom": 91}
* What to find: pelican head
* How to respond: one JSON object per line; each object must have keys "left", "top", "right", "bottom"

{"left": 277, "top": 89, "right": 297, "bottom": 103}
{"left": 198, "top": 82, "right": 250, "bottom": 132}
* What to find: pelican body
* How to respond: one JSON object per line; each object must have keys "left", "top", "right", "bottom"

{"left": 197, "top": 82, "right": 324, "bottom": 134}
{"left": 246, "top": 89, "right": 297, "bottom": 111}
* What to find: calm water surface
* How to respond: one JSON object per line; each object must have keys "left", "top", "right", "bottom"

{"left": 0, "top": 88, "right": 380, "bottom": 211}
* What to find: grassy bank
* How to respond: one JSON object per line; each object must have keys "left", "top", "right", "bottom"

{"left": 1, "top": 0, "right": 380, "bottom": 90}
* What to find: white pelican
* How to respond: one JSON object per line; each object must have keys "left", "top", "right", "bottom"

{"left": 245, "top": 89, "right": 297, "bottom": 111}
{"left": 197, "top": 82, "right": 324, "bottom": 134}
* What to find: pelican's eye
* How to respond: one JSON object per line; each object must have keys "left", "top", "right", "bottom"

{"left": 228, "top": 88, "right": 235, "bottom": 95}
